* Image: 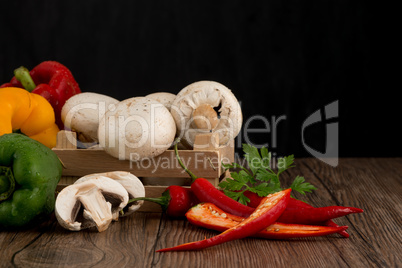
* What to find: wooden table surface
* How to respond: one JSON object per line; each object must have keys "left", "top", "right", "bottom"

{"left": 1, "top": 158, "right": 401, "bottom": 268}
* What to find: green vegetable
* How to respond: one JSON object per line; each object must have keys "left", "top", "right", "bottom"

{"left": 219, "top": 144, "right": 316, "bottom": 205}
{"left": 0, "top": 133, "right": 62, "bottom": 228}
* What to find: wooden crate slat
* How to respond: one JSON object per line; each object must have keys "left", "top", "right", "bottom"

{"left": 54, "top": 148, "right": 221, "bottom": 178}
{"left": 53, "top": 131, "right": 234, "bottom": 188}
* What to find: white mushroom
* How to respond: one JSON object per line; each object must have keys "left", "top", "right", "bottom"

{"left": 170, "top": 81, "right": 242, "bottom": 148}
{"left": 55, "top": 176, "right": 129, "bottom": 232}
{"left": 61, "top": 92, "right": 119, "bottom": 144}
{"left": 146, "top": 92, "right": 176, "bottom": 111}
{"left": 75, "top": 171, "right": 145, "bottom": 219}
{"left": 98, "top": 97, "right": 176, "bottom": 160}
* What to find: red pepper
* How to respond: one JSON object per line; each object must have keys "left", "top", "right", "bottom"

{"left": 157, "top": 188, "right": 291, "bottom": 252}
{"left": 239, "top": 189, "right": 352, "bottom": 237}
{"left": 218, "top": 189, "right": 264, "bottom": 208}
{"left": 185, "top": 203, "right": 348, "bottom": 239}
{"left": 239, "top": 190, "right": 265, "bottom": 208}
{"left": 174, "top": 139, "right": 255, "bottom": 218}
{"left": 1, "top": 61, "right": 81, "bottom": 129}
{"left": 277, "top": 206, "right": 363, "bottom": 225}
{"left": 287, "top": 197, "right": 350, "bottom": 237}
{"left": 235, "top": 189, "right": 311, "bottom": 209}
{"left": 127, "top": 186, "right": 199, "bottom": 218}
{"left": 240, "top": 190, "right": 361, "bottom": 226}
{"left": 191, "top": 178, "right": 255, "bottom": 218}
{"left": 324, "top": 220, "right": 349, "bottom": 237}
{"left": 288, "top": 196, "right": 316, "bottom": 208}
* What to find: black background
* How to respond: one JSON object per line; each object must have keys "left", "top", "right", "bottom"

{"left": 0, "top": 1, "right": 388, "bottom": 158}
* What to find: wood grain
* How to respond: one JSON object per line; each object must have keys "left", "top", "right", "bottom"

{"left": 53, "top": 148, "right": 221, "bottom": 178}
{"left": 52, "top": 131, "right": 235, "bottom": 186}
{"left": 1, "top": 158, "right": 401, "bottom": 267}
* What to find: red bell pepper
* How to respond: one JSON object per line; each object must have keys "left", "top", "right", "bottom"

{"left": 127, "top": 185, "right": 199, "bottom": 218}
{"left": 1, "top": 61, "right": 81, "bottom": 129}
{"left": 157, "top": 188, "right": 291, "bottom": 252}
{"left": 185, "top": 203, "right": 348, "bottom": 239}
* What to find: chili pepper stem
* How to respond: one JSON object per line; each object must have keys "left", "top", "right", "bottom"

{"left": 174, "top": 138, "right": 198, "bottom": 182}
{"left": 127, "top": 196, "right": 169, "bottom": 211}
{"left": 14, "top": 66, "right": 36, "bottom": 92}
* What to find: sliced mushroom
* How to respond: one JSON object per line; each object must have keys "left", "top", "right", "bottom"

{"left": 146, "top": 92, "right": 176, "bottom": 111}
{"left": 98, "top": 97, "right": 176, "bottom": 160}
{"left": 75, "top": 171, "right": 145, "bottom": 219}
{"left": 170, "top": 81, "right": 243, "bottom": 148}
{"left": 55, "top": 176, "right": 129, "bottom": 232}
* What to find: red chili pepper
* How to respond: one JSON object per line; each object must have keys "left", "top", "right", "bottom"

{"left": 288, "top": 196, "right": 316, "bottom": 208}
{"left": 157, "top": 188, "right": 291, "bottom": 252}
{"left": 220, "top": 190, "right": 264, "bottom": 208}
{"left": 239, "top": 190, "right": 352, "bottom": 237}
{"left": 127, "top": 186, "right": 199, "bottom": 218}
{"left": 185, "top": 203, "right": 348, "bottom": 239}
{"left": 1, "top": 61, "right": 81, "bottom": 129}
{"left": 244, "top": 191, "right": 361, "bottom": 236}
{"left": 243, "top": 190, "right": 266, "bottom": 208}
{"left": 236, "top": 190, "right": 312, "bottom": 209}
{"left": 174, "top": 140, "right": 255, "bottom": 218}
{"left": 191, "top": 178, "right": 255, "bottom": 218}
{"left": 287, "top": 197, "right": 350, "bottom": 238}
{"left": 277, "top": 206, "right": 363, "bottom": 225}
{"left": 324, "top": 220, "right": 349, "bottom": 237}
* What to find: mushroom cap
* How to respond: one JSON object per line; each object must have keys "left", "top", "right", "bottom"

{"left": 61, "top": 92, "right": 119, "bottom": 143}
{"left": 170, "top": 81, "right": 242, "bottom": 147}
{"left": 146, "top": 92, "right": 176, "bottom": 111}
{"left": 75, "top": 171, "right": 145, "bottom": 217}
{"left": 98, "top": 97, "right": 176, "bottom": 160}
{"left": 55, "top": 176, "right": 129, "bottom": 232}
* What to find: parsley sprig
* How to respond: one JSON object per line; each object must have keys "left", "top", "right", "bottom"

{"left": 219, "top": 144, "right": 317, "bottom": 205}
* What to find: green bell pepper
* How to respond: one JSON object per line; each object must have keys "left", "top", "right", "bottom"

{"left": 0, "top": 133, "right": 62, "bottom": 228}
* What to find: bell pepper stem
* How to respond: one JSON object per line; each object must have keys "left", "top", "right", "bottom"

{"left": 174, "top": 138, "right": 198, "bottom": 182}
{"left": 14, "top": 66, "right": 36, "bottom": 92}
{"left": 0, "top": 166, "right": 16, "bottom": 202}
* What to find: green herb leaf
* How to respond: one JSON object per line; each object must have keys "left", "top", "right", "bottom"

{"left": 247, "top": 183, "right": 271, "bottom": 197}
{"left": 260, "top": 147, "right": 271, "bottom": 169}
{"left": 243, "top": 144, "right": 263, "bottom": 175}
{"left": 290, "top": 176, "right": 317, "bottom": 195}
{"left": 220, "top": 144, "right": 317, "bottom": 205}
{"left": 218, "top": 171, "right": 251, "bottom": 191}
{"left": 256, "top": 168, "right": 279, "bottom": 184}
{"left": 277, "top": 155, "right": 295, "bottom": 175}
{"left": 223, "top": 189, "right": 250, "bottom": 205}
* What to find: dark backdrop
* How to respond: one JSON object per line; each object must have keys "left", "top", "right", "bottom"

{"left": 1, "top": 1, "right": 385, "bottom": 158}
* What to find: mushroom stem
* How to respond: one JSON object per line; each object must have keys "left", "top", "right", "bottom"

{"left": 74, "top": 171, "right": 146, "bottom": 218}
{"left": 174, "top": 138, "right": 198, "bottom": 182}
{"left": 77, "top": 186, "right": 113, "bottom": 232}
{"left": 192, "top": 103, "right": 219, "bottom": 130}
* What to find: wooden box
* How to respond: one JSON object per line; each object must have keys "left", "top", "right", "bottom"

{"left": 52, "top": 130, "right": 234, "bottom": 212}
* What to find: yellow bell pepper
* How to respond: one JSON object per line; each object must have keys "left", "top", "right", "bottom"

{"left": 0, "top": 87, "right": 59, "bottom": 148}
